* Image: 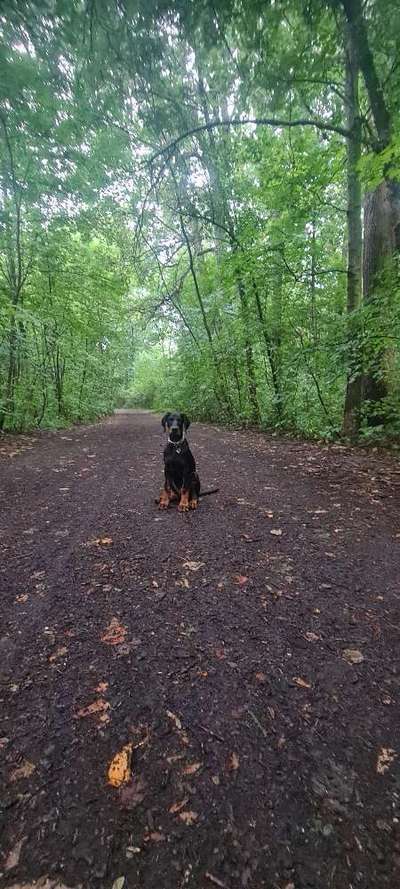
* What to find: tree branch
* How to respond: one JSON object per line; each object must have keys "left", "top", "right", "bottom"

{"left": 149, "top": 116, "right": 350, "bottom": 164}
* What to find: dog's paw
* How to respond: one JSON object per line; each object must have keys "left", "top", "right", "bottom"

{"left": 189, "top": 499, "right": 198, "bottom": 510}
{"left": 178, "top": 503, "right": 190, "bottom": 512}
{"left": 158, "top": 500, "right": 169, "bottom": 510}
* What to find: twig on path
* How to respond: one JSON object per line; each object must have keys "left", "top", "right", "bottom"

{"left": 198, "top": 724, "right": 225, "bottom": 743}
{"left": 205, "top": 872, "right": 231, "bottom": 889}
{"left": 247, "top": 708, "right": 273, "bottom": 739}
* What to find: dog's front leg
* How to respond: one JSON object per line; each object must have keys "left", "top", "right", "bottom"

{"left": 159, "top": 486, "right": 171, "bottom": 509}
{"left": 159, "top": 472, "right": 173, "bottom": 509}
{"left": 178, "top": 472, "right": 198, "bottom": 512}
{"left": 178, "top": 488, "right": 190, "bottom": 512}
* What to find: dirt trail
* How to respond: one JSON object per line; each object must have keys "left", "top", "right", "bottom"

{"left": 1, "top": 411, "right": 400, "bottom": 889}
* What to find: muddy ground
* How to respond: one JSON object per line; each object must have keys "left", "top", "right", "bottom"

{"left": 1, "top": 410, "right": 400, "bottom": 889}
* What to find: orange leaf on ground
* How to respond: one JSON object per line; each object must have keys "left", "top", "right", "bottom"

{"left": 377, "top": 747, "right": 397, "bottom": 775}
{"left": 255, "top": 672, "right": 267, "bottom": 683}
{"left": 75, "top": 698, "right": 110, "bottom": 722}
{"left": 101, "top": 617, "right": 127, "bottom": 645}
{"left": 227, "top": 752, "right": 240, "bottom": 771}
{"left": 107, "top": 742, "right": 133, "bottom": 787}
{"left": 96, "top": 681, "right": 109, "bottom": 693}
{"left": 10, "top": 760, "right": 36, "bottom": 783}
{"left": 179, "top": 810, "right": 198, "bottom": 825}
{"left": 183, "top": 761, "right": 202, "bottom": 775}
{"left": 169, "top": 798, "right": 189, "bottom": 814}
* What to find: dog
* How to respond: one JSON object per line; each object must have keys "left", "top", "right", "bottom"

{"left": 158, "top": 412, "right": 218, "bottom": 512}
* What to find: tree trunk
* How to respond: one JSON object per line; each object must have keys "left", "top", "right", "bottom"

{"left": 342, "top": 20, "right": 363, "bottom": 439}
{"left": 252, "top": 277, "right": 283, "bottom": 419}
{"left": 339, "top": 0, "right": 400, "bottom": 423}
{"left": 362, "top": 181, "right": 400, "bottom": 420}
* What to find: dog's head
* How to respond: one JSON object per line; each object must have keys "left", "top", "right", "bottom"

{"left": 161, "top": 412, "right": 190, "bottom": 443}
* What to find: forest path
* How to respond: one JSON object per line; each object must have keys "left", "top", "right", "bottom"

{"left": 1, "top": 411, "right": 400, "bottom": 889}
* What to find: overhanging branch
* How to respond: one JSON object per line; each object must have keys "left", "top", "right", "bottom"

{"left": 149, "top": 116, "right": 350, "bottom": 164}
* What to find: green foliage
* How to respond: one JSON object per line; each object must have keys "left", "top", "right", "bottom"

{"left": 1, "top": 0, "right": 400, "bottom": 441}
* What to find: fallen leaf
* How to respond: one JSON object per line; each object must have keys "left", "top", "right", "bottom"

{"left": 343, "top": 648, "right": 364, "bottom": 665}
{"left": 270, "top": 528, "right": 282, "bottom": 536}
{"left": 169, "top": 797, "right": 189, "bottom": 814}
{"left": 304, "top": 631, "right": 320, "bottom": 642}
{"left": 5, "top": 837, "right": 26, "bottom": 870}
{"left": 211, "top": 775, "right": 220, "bottom": 785}
{"left": 182, "top": 561, "right": 204, "bottom": 571}
{"left": 227, "top": 752, "right": 240, "bottom": 771}
{"left": 96, "top": 681, "right": 109, "bottom": 693}
{"left": 377, "top": 747, "right": 397, "bottom": 775}
{"left": 215, "top": 647, "right": 226, "bottom": 660}
{"left": 183, "top": 761, "right": 202, "bottom": 775}
{"left": 107, "top": 743, "right": 133, "bottom": 787}
{"left": 119, "top": 775, "right": 146, "bottom": 808}
{"left": 49, "top": 646, "right": 68, "bottom": 663}
{"left": 112, "top": 879, "right": 125, "bottom": 889}
{"left": 166, "top": 710, "right": 182, "bottom": 730}
{"left": 234, "top": 574, "right": 248, "bottom": 585}
{"left": 15, "top": 594, "right": 28, "bottom": 604}
{"left": 86, "top": 536, "right": 113, "bottom": 547}
{"left": 144, "top": 831, "right": 165, "bottom": 843}
{"left": 101, "top": 617, "right": 127, "bottom": 645}
{"left": 10, "top": 760, "right": 36, "bottom": 783}
{"left": 293, "top": 676, "right": 312, "bottom": 689}
{"left": 75, "top": 698, "right": 110, "bottom": 722}
{"left": 255, "top": 672, "right": 267, "bottom": 683}
{"left": 179, "top": 810, "right": 198, "bottom": 825}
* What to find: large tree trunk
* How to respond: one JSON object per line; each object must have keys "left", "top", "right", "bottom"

{"left": 339, "top": 0, "right": 400, "bottom": 424}
{"left": 342, "top": 20, "right": 363, "bottom": 439}
{"left": 362, "top": 181, "right": 400, "bottom": 420}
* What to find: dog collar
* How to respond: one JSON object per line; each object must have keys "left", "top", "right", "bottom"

{"left": 167, "top": 434, "right": 185, "bottom": 448}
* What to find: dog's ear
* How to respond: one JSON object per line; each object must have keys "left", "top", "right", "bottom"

{"left": 161, "top": 413, "right": 170, "bottom": 430}
{"left": 182, "top": 414, "right": 191, "bottom": 430}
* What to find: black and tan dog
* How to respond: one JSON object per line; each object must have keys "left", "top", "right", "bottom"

{"left": 158, "top": 412, "right": 217, "bottom": 512}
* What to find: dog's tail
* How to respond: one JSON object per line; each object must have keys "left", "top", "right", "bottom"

{"left": 198, "top": 488, "right": 219, "bottom": 498}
